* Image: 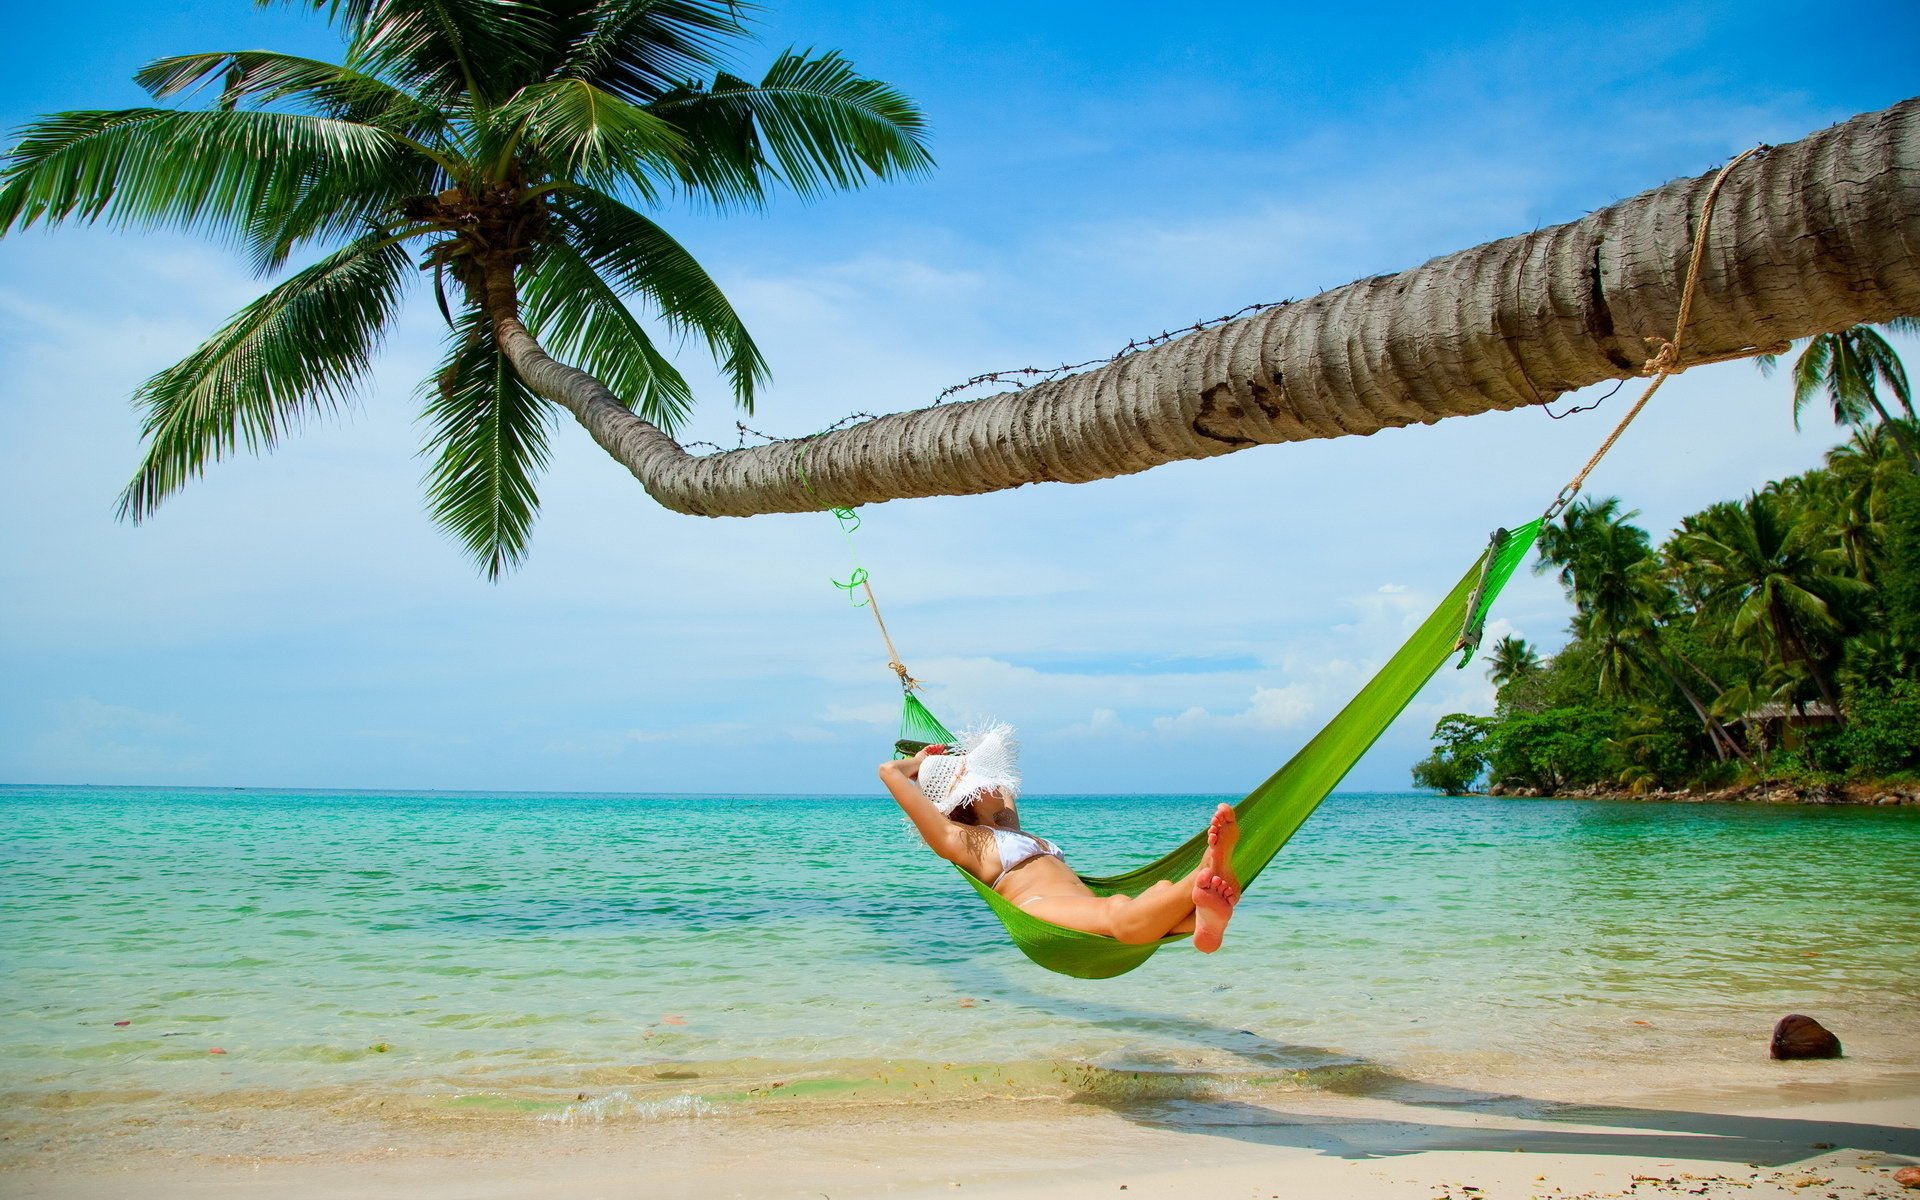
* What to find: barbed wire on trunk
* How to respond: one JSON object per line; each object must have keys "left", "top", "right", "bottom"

{"left": 683, "top": 410, "right": 886, "bottom": 454}
{"left": 1542, "top": 377, "right": 1628, "bottom": 420}
{"left": 681, "top": 299, "right": 1294, "bottom": 453}
{"left": 929, "top": 299, "right": 1292, "bottom": 404}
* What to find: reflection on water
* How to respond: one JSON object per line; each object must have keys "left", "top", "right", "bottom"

{"left": 1, "top": 785, "right": 1916, "bottom": 1132}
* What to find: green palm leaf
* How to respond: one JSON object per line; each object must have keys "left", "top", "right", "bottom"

{"left": 495, "top": 78, "right": 685, "bottom": 195}
{"left": 521, "top": 240, "right": 694, "bottom": 428}
{"left": 135, "top": 51, "right": 448, "bottom": 140}
{"left": 311, "top": 0, "right": 552, "bottom": 106}
{"left": 421, "top": 306, "right": 554, "bottom": 578}
{"left": 553, "top": 0, "right": 747, "bottom": 100}
{"left": 1788, "top": 334, "right": 1844, "bottom": 429}
{"left": 119, "top": 233, "right": 413, "bottom": 520}
{"left": 551, "top": 186, "right": 765, "bottom": 405}
{"left": 655, "top": 49, "right": 932, "bottom": 206}
{"left": 0, "top": 108, "right": 425, "bottom": 254}
{"left": 1852, "top": 324, "right": 1914, "bottom": 419}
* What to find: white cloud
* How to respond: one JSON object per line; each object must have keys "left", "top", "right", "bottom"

{"left": 22, "top": 697, "right": 204, "bottom": 777}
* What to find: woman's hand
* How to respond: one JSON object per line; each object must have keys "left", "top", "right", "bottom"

{"left": 879, "top": 743, "right": 948, "bottom": 780}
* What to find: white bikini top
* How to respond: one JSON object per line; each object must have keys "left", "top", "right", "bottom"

{"left": 988, "top": 827, "right": 1065, "bottom": 886}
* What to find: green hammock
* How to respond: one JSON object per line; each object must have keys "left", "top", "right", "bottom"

{"left": 898, "top": 520, "right": 1541, "bottom": 979}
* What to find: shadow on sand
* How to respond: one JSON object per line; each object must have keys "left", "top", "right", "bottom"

{"left": 927, "top": 951, "right": 1920, "bottom": 1166}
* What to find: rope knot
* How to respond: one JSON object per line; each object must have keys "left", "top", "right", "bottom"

{"left": 1640, "top": 337, "right": 1679, "bottom": 378}
{"left": 832, "top": 566, "right": 872, "bottom": 606}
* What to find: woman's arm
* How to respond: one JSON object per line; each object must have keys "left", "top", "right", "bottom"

{"left": 878, "top": 747, "right": 967, "bottom": 863}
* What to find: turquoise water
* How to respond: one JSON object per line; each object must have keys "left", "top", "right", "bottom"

{"left": 3, "top": 785, "right": 1918, "bottom": 1135}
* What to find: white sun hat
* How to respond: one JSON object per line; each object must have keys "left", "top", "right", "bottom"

{"left": 917, "top": 722, "right": 1021, "bottom": 815}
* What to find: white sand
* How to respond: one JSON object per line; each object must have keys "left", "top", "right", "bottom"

{"left": 8, "top": 1079, "right": 1917, "bottom": 1199}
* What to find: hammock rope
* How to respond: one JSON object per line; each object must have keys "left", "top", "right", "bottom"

{"left": 796, "top": 442, "right": 921, "bottom": 692}
{"left": 1542, "top": 144, "right": 1785, "bottom": 522}
{"left": 801, "top": 144, "right": 1783, "bottom": 977}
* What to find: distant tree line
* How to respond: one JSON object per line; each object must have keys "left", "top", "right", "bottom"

{"left": 1415, "top": 323, "right": 1920, "bottom": 795}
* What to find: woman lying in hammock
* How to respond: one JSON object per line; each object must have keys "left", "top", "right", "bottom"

{"left": 878, "top": 724, "right": 1241, "bottom": 951}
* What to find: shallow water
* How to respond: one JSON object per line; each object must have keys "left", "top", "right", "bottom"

{"left": 2, "top": 785, "right": 1917, "bottom": 1138}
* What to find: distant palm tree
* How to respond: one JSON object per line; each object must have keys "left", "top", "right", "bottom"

{"left": 1536, "top": 498, "right": 1664, "bottom": 695}
{"left": 0, "top": 0, "right": 930, "bottom": 575}
{"left": 1810, "top": 423, "right": 1909, "bottom": 584}
{"left": 1486, "top": 635, "right": 1540, "bottom": 690}
{"left": 1539, "top": 498, "right": 1747, "bottom": 761}
{"left": 1673, "top": 493, "right": 1868, "bottom": 717}
{"left": 1760, "top": 320, "right": 1920, "bottom": 475}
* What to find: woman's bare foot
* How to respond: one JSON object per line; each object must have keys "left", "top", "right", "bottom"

{"left": 1191, "top": 804, "right": 1241, "bottom": 953}
{"left": 1191, "top": 874, "right": 1238, "bottom": 953}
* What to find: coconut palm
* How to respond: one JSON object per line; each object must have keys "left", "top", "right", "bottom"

{"left": 1486, "top": 635, "right": 1540, "bottom": 690}
{"left": 1539, "top": 498, "right": 1747, "bottom": 760}
{"left": 1806, "top": 423, "right": 1909, "bottom": 584}
{"left": 1759, "top": 320, "right": 1920, "bottom": 474}
{"left": 535, "top": 97, "right": 1919, "bottom": 518}
{"left": 1672, "top": 493, "right": 1869, "bottom": 716}
{"left": 4, "top": 33, "right": 1917, "bottom": 532}
{"left": 0, "top": 0, "right": 930, "bottom": 575}
{"left": 1536, "top": 498, "right": 1670, "bottom": 696}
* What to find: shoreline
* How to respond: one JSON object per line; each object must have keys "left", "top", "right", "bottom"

{"left": 1484, "top": 780, "right": 1920, "bottom": 806}
{"left": 7, "top": 1073, "right": 1917, "bottom": 1199}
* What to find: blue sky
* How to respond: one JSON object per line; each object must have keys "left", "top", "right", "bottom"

{"left": 1, "top": 1, "right": 1916, "bottom": 794}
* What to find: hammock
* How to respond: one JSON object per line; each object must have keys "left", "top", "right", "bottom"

{"left": 893, "top": 520, "right": 1540, "bottom": 978}
{"left": 827, "top": 148, "right": 1762, "bottom": 979}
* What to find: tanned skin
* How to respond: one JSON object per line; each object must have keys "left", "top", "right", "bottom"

{"left": 879, "top": 745, "right": 1239, "bottom": 949}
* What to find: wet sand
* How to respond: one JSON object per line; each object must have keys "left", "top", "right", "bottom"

{"left": 8, "top": 1077, "right": 1917, "bottom": 1199}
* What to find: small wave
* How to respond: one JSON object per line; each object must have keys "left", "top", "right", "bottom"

{"left": 537, "top": 1090, "right": 722, "bottom": 1123}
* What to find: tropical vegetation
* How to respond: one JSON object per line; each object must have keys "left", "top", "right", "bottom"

{"left": 1415, "top": 388, "right": 1920, "bottom": 796}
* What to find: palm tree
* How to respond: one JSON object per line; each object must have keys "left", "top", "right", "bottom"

{"left": 1486, "top": 635, "right": 1540, "bottom": 690}
{"left": 467, "top": 96, "right": 1920, "bottom": 517}
{"left": 4, "top": 40, "right": 1917, "bottom": 528}
{"left": 1536, "top": 498, "right": 1664, "bottom": 694}
{"left": 1538, "top": 498, "right": 1747, "bottom": 760}
{"left": 0, "top": 0, "right": 930, "bottom": 574}
{"left": 1807, "top": 424, "right": 1907, "bottom": 584}
{"left": 1672, "top": 493, "right": 1869, "bottom": 717}
{"left": 1760, "top": 320, "right": 1920, "bottom": 474}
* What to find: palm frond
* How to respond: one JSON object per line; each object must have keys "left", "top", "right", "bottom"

{"left": 321, "top": 0, "right": 553, "bottom": 105}
{"left": 494, "top": 78, "right": 684, "bottom": 196}
{"left": 521, "top": 241, "right": 695, "bottom": 429}
{"left": 554, "top": 0, "right": 747, "bottom": 101}
{"left": 653, "top": 49, "right": 932, "bottom": 206}
{"left": 1852, "top": 324, "right": 1914, "bottom": 418}
{"left": 1788, "top": 334, "right": 1834, "bottom": 430}
{"left": 0, "top": 108, "right": 426, "bottom": 255}
{"left": 420, "top": 305, "right": 553, "bottom": 578}
{"left": 118, "top": 233, "right": 413, "bottom": 520}
{"left": 135, "top": 51, "right": 448, "bottom": 140}
{"left": 550, "top": 186, "right": 765, "bottom": 406}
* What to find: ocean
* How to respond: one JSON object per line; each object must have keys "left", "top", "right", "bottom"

{"left": 2, "top": 784, "right": 1917, "bottom": 1149}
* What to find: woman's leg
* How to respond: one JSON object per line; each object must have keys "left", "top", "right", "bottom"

{"left": 1025, "top": 805, "right": 1239, "bottom": 947}
{"left": 1104, "top": 876, "right": 1207, "bottom": 944}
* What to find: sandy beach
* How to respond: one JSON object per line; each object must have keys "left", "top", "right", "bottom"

{"left": 7, "top": 1075, "right": 1918, "bottom": 1199}
{"left": 5, "top": 787, "right": 1916, "bottom": 1198}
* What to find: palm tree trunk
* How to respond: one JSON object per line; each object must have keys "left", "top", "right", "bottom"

{"left": 1645, "top": 647, "right": 1752, "bottom": 764}
{"left": 507, "top": 98, "right": 1920, "bottom": 518}
{"left": 1861, "top": 393, "right": 1920, "bottom": 474}
{"left": 1771, "top": 601, "right": 1844, "bottom": 719}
